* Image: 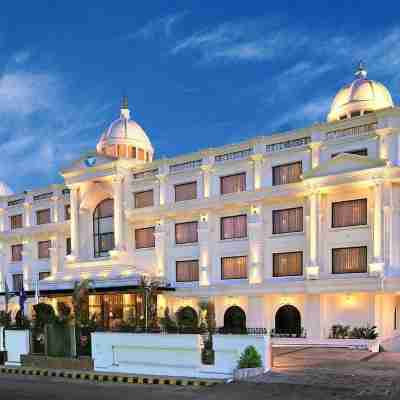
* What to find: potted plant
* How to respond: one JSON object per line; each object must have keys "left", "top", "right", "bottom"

{"left": 234, "top": 345, "right": 263, "bottom": 381}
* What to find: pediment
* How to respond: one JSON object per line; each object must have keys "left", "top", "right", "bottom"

{"left": 303, "top": 153, "right": 386, "bottom": 179}
{"left": 62, "top": 151, "right": 116, "bottom": 173}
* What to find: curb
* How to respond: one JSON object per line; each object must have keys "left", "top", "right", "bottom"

{"left": 0, "top": 366, "right": 221, "bottom": 386}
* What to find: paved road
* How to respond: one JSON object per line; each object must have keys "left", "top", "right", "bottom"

{"left": 0, "top": 373, "right": 398, "bottom": 400}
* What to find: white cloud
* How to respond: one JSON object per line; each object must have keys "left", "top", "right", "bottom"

{"left": 126, "top": 11, "right": 188, "bottom": 40}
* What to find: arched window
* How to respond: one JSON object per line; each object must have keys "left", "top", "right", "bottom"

{"left": 223, "top": 306, "right": 246, "bottom": 334}
{"left": 93, "top": 198, "right": 114, "bottom": 257}
{"left": 275, "top": 305, "right": 301, "bottom": 336}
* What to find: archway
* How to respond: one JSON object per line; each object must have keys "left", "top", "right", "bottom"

{"left": 223, "top": 306, "right": 246, "bottom": 334}
{"left": 275, "top": 305, "right": 301, "bottom": 336}
{"left": 176, "top": 306, "right": 199, "bottom": 333}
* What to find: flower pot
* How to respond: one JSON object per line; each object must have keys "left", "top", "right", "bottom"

{"left": 234, "top": 367, "right": 264, "bottom": 381}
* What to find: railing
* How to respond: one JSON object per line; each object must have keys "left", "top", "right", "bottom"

{"left": 33, "top": 192, "right": 53, "bottom": 202}
{"left": 132, "top": 168, "right": 159, "bottom": 180}
{"left": 215, "top": 148, "right": 253, "bottom": 163}
{"left": 325, "top": 123, "right": 377, "bottom": 141}
{"left": 265, "top": 137, "right": 311, "bottom": 153}
{"left": 270, "top": 327, "right": 306, "bottom": 338}
{"left": 7, "top": 198, "right": 25, "bottom": 207}
{"left": 169, "top": 159, "right": 202, "bottom": 173}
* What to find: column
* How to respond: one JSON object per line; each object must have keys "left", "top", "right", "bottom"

{"left": 51, "top": 195, "right": 61, "bottom": 223}
{"left": 250, "top": 154, "right": 264, "bottom": 190}
{"left": 24, "top": 199, "right": 33, "bottom": 227}
{"left": 201, "top": 165, "right": 213, "bottom": 199}
{"left": 49, "top": 234, "right": 62, "bottom": 276}
{"left": 154, "top": 219, "right": 168, "bottom": 278}
{"left": 112, "top": 175, "right": 125, "bottom": 252}
{"left": 310, "top": 142, "right": 322, "bottom": 169}
{"left": 156, "top": 175, "right": 167, "bottom": 206}
{"left": 370, "top": 180, "right": 385, "bottom": 275}
{"left": 248, "top": 296, "right": 266, "bottom": 329}
{"left": 306, "top": 190, "right": 321, "bottom": 279}
{"left": 69, "top": 185, "right": 80, "bottom": 260}
{"left": 21, "top": 240, "right": 34, "bottom": 291}
{"left": 305, "top": 294, "right": 322, "bottom": 339}
{"left": 248, "top": 205, "right": 264, "bottom": 284}
{"left": 374, "top": 293, "right": 396, "bottom": 338}
{"left": 0, "top": 208, "right": 6, "bottom": 232}
{"left": 0, "top": 246, "right": 6, "bottom": 292}
{"left": 198, "top": 214, "right": 211, "bottom": 286}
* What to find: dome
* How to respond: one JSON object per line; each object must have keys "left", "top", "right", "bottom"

{"left": 97, "top": 97, "right": 154, "bottom": 161}
{"left": 327, "top": 63, "right": 394, "bottom": 122}
{"left": 0, "top": 181, "right": 13, "bottom": 197}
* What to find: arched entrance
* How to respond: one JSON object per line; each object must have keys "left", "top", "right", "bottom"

{"left": 176, "top": 306, "right": 199, "bottom": 333}
{"left": 275, "top": 305, "right": 301, "bottom": 336}
{"left": 223, "top": 306, "right": 246, "bottom": 334}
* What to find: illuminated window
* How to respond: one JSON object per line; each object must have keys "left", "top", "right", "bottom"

{"left": 93, "top": 199, "right": 115, "bottom": 257}
{"left": 11, "top": 244, "right": 23, "bottom": 262}
{"left": 10, "top": 214, "right": 23, "bottom": 230}
{"left": 273, "top": 208, "right": 303, "bottom": 234}
{"left": 220, "top": 173, "right": 246, "bottom": 195}
{"left": 176, "top": 260, "right": 199, "bottom": 282}
{"left": 332, "top": 246, "right": 367, "bottom": 274}
{"left": 135, "top": 227, "right": 155, "bottom": 249}
{"left": 221, "top": 256, "right": 247, "bottom": 279}
{"left": 221, "top": 215, "right": 247, "bottom": 240}
{"left": 272, "top": 162, "right": 302, "bottom": 186}
{"left": 273, "top": 252, "right": 303, "bottom": 277}
{"left": 38, "top": 240, "right": 51, "bottom": 259}
{"left": 36, "top": 209, "right": 51, "bottom": 225}
{"left": 332, "top": 199, "right": 367, "bottom": 228}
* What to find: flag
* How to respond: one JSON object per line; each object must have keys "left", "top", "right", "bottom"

{"left": 19, "top": 286, "right": 27, "bottom": 317}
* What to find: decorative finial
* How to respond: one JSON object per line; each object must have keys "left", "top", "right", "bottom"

{"left": 120, "top": 95, "right": 130, "bottom": 120}
{"left": 121, "top": 95, "right": 129, "bottom": 109}
{"left": 355, "top": 61, "right": 367, "bottom": 79}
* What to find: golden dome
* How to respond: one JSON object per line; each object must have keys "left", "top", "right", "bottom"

{"left": 327, "top": 63, "right": 394, "bottom": 122}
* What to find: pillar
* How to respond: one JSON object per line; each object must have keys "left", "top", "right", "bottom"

{"left": 374, "top": 293, "right": 396, "bottom": 338}
{"left": 251, "top": 154, "right": 264, "bottom": 190}
{"left": 305, "top": 294, "right": 323, "bottom": 339}
{"left": 51, "top": 195, "right": 61, "bottom": 223}
{"left": 310, "top": 142, "right": 322, "bottom": 168}
{"left": 49, "top": 234, "right": 62, "bottom": 277}
{"left": 112, "top": 175, "right": 125, "bottom": 251}
{"left": 154, "top": 219, "right": 168, "bottom": 278}
{"left": 157, "top": 175, "right": 167, "bottom": 206}
{"left": 198, "top": 214, "right": 211, "bottom": 286}
{"left": 21, "top": 240, "right": 34, "bottom": 291}
{"left": 201, "top": 165, "right": 213, "bottom": 199}
{"left": 24, "top": 200, "right": 33, "bottom": 227}
{"left": 248, "top": 296, "right": 266, "bottom": 329}
{"left": 248, "top": 205, "right": 263, "bottom": 284}
{"left": 369, "top": 180, "right": 385, "bottom": 275}
{"left": 0, "top": 208, "right": 5, "bottom": 232}
{"left": 69, "top": 185, "right": 80, "bottom": 260}
{"left": 306, "top": 190, "right": 321, "bottom": 279}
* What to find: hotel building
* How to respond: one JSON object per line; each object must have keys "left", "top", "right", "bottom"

{"left": 1, "top": 64, "right": 400, "bottom": 340}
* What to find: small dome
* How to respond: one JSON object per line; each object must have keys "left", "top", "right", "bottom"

{"left": 97, "top": 97, "right": 154, "bottom": 161}
{"left": 327, "top": 63, "right": 394, "bottom": 122}
{"left": 0, "top": 181, "right": 13, "bottom": 197}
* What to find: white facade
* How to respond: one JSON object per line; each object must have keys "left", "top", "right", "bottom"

{"left": 1, "top": 66, "right": 400, "bottom": 341}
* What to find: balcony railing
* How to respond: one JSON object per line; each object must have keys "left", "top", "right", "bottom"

{"left": 215, "top": 148, "right": 253, "bottom": 163}
{"left": 169, "top": 159, "right": 202, "bottom": 173}
{"left": 7, "top": 198, "right": 25, "bottom": 207}
{"left": 265, "top": 137, "right": 311, "bottom": 153}
{"left": 133, "top": 168, "right": 159, "bottom": 180}
{"left": 33, "top": 192, "right": 54, "bottom": 202}
{"left": 325, "top": 123, "right": 377, "bottom": 141}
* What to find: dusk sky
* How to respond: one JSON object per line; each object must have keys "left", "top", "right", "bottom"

{"left": 0, "top": 1, "right": 399, "bottom": 192}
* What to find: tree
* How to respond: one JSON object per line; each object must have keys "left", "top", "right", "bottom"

{"left": 72, "top": 279, "right": 92, "bottom": 327}
{"left": 237, "top": 346, "right": 262, "bottom": 369}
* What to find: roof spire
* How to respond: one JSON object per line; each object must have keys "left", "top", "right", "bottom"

{"left": 355, "top": 61, "right": 367, "bottom": 79}
{"left": 120, "top": 95, "right": 130, "bottom": 120}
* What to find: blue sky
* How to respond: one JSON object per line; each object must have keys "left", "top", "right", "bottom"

{"left": 0, "top": 1, "right": 399, "bottom": 192}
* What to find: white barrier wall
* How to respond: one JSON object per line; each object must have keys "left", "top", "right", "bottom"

{"left": 0, "top": 327, "right": 4, "bottom": 352}
{"left": 210, "top": 335, "right": 272, "bottom": 377}
{"left": 92, "top": 333, "right": 203, "bottom": 377}
{"left": 4, "top": 330, "right": 30, "bottom": 366}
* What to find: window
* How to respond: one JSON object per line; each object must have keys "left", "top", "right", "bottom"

{"left": 272, "top": 162, "right": 302, "bottom": 186}
{"left": 331, "top": 148, "right": 368, "bottom": 158}
{"left": 350, "top": 111, "right": 361, "bottom": 118}
{"left": 11, "top": 244, "right": 23, "bottom": 262}
{"left": 339, "top": 114, "right": 347, "bottom": 120}
{"left": 93, "top": 199, "right": 115, "bottom": 257}
{"left": 220, "top": 173, "right": 246, "bottom": 195}
{"left": 138, "top": 148, "right": 145, "bottom": 161}
{"left": 273, "top": 252, "right": 303, "bottom": 277}
{"left": 176, "top": 260, "right": 199, "bottom": 282}
{"left": 134, "top": 190, "right": 154, "bottom": 208}
{"left": 39, "top": 272, "right": 51, "bottom": 281}
{"left": 66, "top": 238, "right": 71, "bottom": 255}
{"left": 37, "top": 209, "right": 51, "bottom": 225}
{"left": 65, "top": 204, "right": 71, "bottom": 220}
{"left": 332, "top": 246, "right": 367, "bottom": 274}
{"left": 38, "top": 240, "right": 51, "bottom": 259}
{"left": 332, "top": 199, "right": 367, "bottom": 228}
{"left": 175, "top": 182, "right": 197, "bottom": 202}
{"left": 175, "top": 221, "right": 198, "bottom": 244}
{"left": 221, "top": 215, "right": 247, "bottom": 240}
{"left": 135, "top": 227, "right": 155, "bottom": 249}
{"left": 221, "top": 256, "right": 247, "bottom": 280}
{"left": 10, "top": 214, "right": 23, "bottom": 230}
{"left": 12, "top": 274, "right": 24, "bottom": 292}
{"left": 273, "top": 207, "right": 303, "bottom": 234}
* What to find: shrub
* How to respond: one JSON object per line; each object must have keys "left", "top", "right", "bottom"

{"left": 350, "top": 325, "right": 378, "bottom": 339}
{"left": 33, "top": 303, "right": 55, "bottom": 328}
{"left": 160, "top": 307, "right": 178, "bottom": 333}
{"left": 0, "top": 311, "right": 11, "bottom": 328}
{"left": 237, "top": 346, "right": 262, "bottom": 369}
{"left": 330, "top": 324, "right": 350, "bottom": 339}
